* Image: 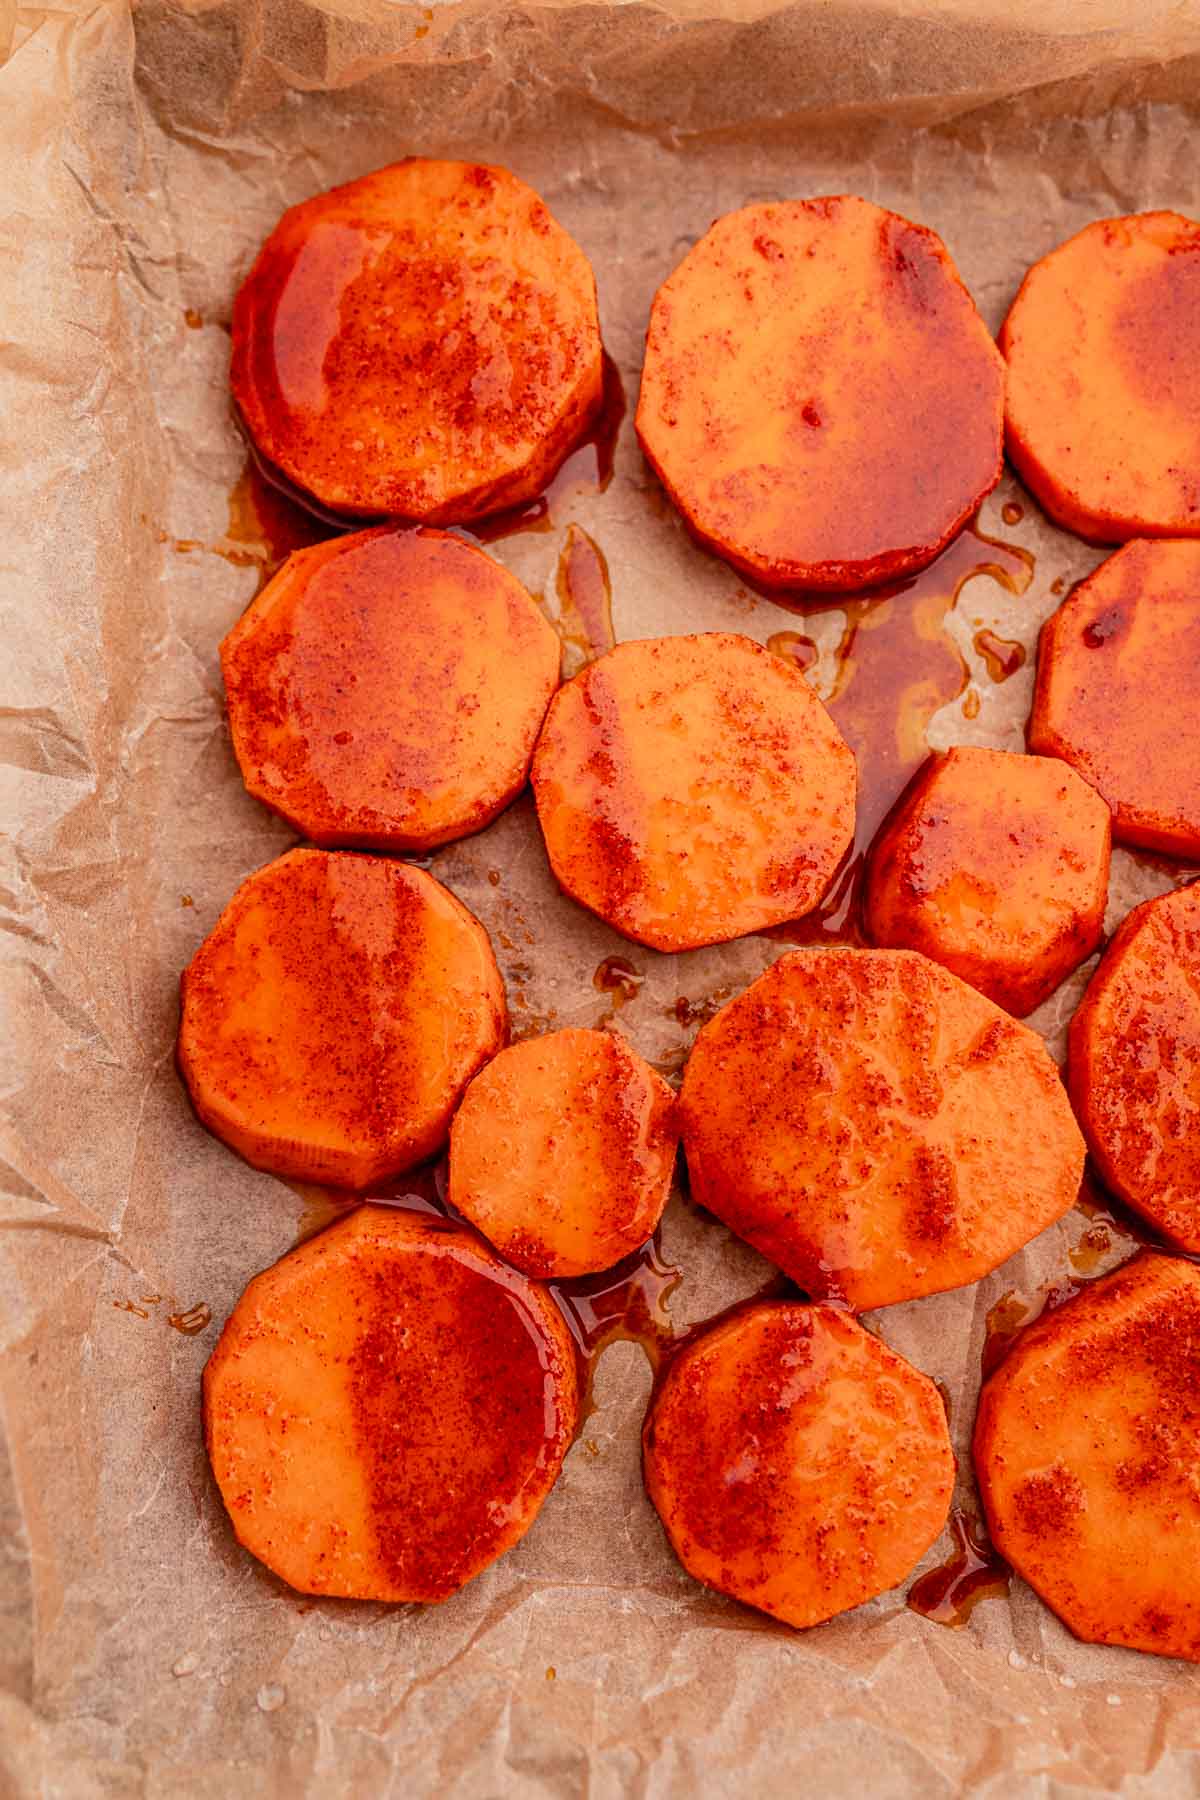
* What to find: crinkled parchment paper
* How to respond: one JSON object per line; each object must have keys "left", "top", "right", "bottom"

{"left": 4, "top": 2, "right": 1200, "bottom": 1792}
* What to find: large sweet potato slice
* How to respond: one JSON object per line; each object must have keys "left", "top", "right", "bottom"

{"left": 974, "top": 1253, "right": 1200, "bottom": 1662}
{"left": 679, "top": 948, "right": 1084, "bottom": 1310}
{"left": 204, "top": 1206, "right": 579, "bottom": 1601}
{"left": 530, "top": 633, "right": 855, "bottom": 951}
{"left": 1001, "top": 212, "right": 1200, "bottom": 541}
{"left": 865, "top": 746, "right": 1111, "bottom": 1017}
{"left": 1028, "top": 540, "right": 1200, "bottom": 859}
{"left": 643, "top": 1302, "right": 954, "bottom": 1629}
{"left": 222, "top": 526, "right": 560, "bottom": 852}
{"left": 448, "top": 1027, "right": 678, "bottom": 1278}
{"left": 636, "top": 195, "right": 1004, "bottom": 590}
{"left": 1069, "top": 881, "right": 1200, "bottom": 1250}
{"left": 178, "top": 848, "right": 505, "bottom": 1188}
{"left": 232, "top": 159, "right": 603, "bottom": 522}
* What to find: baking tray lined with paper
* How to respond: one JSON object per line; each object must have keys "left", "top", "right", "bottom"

{"left": 4, "top": 1, "right": 1200, "bottom": 1793}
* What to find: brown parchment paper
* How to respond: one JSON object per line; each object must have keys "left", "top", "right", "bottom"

{"left": 5, "top": 1, "right": 1200, "bottom": 1792}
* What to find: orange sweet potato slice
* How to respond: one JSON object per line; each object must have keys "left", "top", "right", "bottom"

{"left": 178, "top": 848, "right": 505, "bottom": 1188}
{"left": 1069, "top": 881, "right": 1200, "bottom": 1251}
{"left": 643, "top": 1301, "right": 954, "bottom": 1629}
{"left": 974, "top": 1252, "right": 1200, "bottom": 1662}
{"left": 448, "top": 1027, "right": 678, "bottom": 1277}
{"left": 865, "top": 746, "right": 1111, "bottom": 1017}
{"left": 222, "top": 526, "right": 560, "bottom": 852}
{"left": 530, "top": 633, "right": 855, "bottom": 952}
{"left": 231, "top": 159, "right": 603, "bottom": 522}
{"left": 1028, "top": 540, "right": 1200, "bottom": 859}
{"left": 1001, "top": 212, "right": 1200, "bottom": 541}
{"left": 679, "top": 948, "right": 1084, "bottom": 1311}
{"left": 636, "top": 195, "right": 1004, "bottom": 591}
{"left": 204, "top": 1206, "right": 579, "bottom": 1601}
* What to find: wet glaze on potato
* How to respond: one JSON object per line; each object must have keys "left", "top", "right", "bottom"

{"left": 205, "top": 1208, "right": 579, "bottom": 1601}
{"left": 232, "top": 159, "right": 603, "bottom": 522}
{"left": 637, "top": 195, "right": 1004, "bottom": 590}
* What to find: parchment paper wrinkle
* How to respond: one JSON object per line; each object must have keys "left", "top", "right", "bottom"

{"left": 3, "top": 1, "right": 1200, "bottom": 1793}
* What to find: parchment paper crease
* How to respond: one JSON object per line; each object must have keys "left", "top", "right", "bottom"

{"left": 4, "top": 1, "right": 1200, "bottom": 1793}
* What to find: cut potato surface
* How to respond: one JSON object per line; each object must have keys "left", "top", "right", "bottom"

{"left": 1029, "top": 540, "right": 1200, "bottom": 859}
{"left": 204, "top": 1206, "right": 579, "bottom": 1602}
{"left": 1069, "top": 882, "right": 1200, "bottom": 1251}
{"left": 1002, "top": 212, "right": 1200, "bottom": 541}
{"left": 865, "top": 746, "right": 1111, "bottom": 1017}
{"left": 178, "top": 848, "right": 505, "bottom": 1188}
{"left": 222, "top": 527, "right": 560, "bottom": 852}
{"left": 531, "top": 633, "right": 855, "bottom": 951}
{"left": 449, "top": 1027, "right": 677, "bottom": 1278}
{"left": 679, "top": 948, "right": 1084, "bottom": 1311}
{"left": 636, "top": 195, "right": 1004, "bottom": 591}
{"left": 643, "top": 1302, "right": 954, "bottom": 1629}
{"left": 232, "top": 159, "right": 603, "bottom": 522}
{"left": 975, "top": 1253, "right": 1200, "bottom": 1662}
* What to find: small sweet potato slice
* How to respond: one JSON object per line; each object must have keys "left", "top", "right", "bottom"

{"left": 1028, "top": 540, "right": 1200, "bottom": 859}
{"left": 178, "top": 848, "right": 505, "bottom": 1188}
{"left": 530, "top": 633, "right": 855, "bottom": 951}
{"left": 448, "top": 1027, "right": 677, "bottom": 1277}
{"left": 1069, "top": 881, "right": 1200, "bottom": 1250}
{"left": 865, "top": 746, "right": 1111, "bottom": 1017}
{"left": 222, "top": 527, "right": 560, "bottom": 852}
{"left": 974, "top": 1253, "right": 1200, "bottom": 1662}
{"left": 204, "top": 1206, "right": 579, "bottom": 1601}
{"left": 1001, "top": 212, "right": 1200, "bottom": 541}
{"left": 231, "top": 159, "right": 603, "bottom": 522}
{"left": 636, "top": 195, "right": 1004, "bottom": 591}
{"left": 679, "top": 948, "right": 1084, "bottom": 1311}
{"left": 643, "top": 1302, "right": 954, "bottom": 1629}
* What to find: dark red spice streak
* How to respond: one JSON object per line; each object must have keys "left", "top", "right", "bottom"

{"left": 346, "top": 1222, "right": 577, "bottom": 1597}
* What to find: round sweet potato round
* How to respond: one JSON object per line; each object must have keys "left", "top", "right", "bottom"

{"left": 448, "top": 1027, "right": 678, "bottom": 1278}
{"left": 204, "top": 1206, "right": 579, "bottom": 1602}
{"left": 221, "top": 527, "right": 560, "bottom": 852}
{"left": 975, "top": 1253, "right": 1200, "bottom": 1662}
{"left": 865, "top": 746, "right": 1111, "bottom": 1017}
{"left": 1002, "top": 212, "right": 1200, "bottom": 541}
{"left": 530, "top": 632, "right": 856, "bottom": 952}
{"left": 679, "top": 947, "right": 1084, "bottom": 1311}
{"left": 1028, "top": 539, "right": 1200, "bottom": 859}
{"left": 1069, "top": 881, "right": 1200, "bottom": 1251}
{"left": 636, "top": 195, "right": 1004, "bottom": 590}
{"left": 643, "top": 1302, "right": 954, "bottom": 1629}
{"left": 231, "top": 159, "right": 603, "bottom": 522}
{"left": 178, "top": 848, "right": 506, "bottom": 1188}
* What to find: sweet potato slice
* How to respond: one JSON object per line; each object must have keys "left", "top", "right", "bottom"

{"left": 222, "top": 527, "right": 560, "bottom": 852}
{"left": 530, "top": 633, "right": 855, "bottom": 951}
{"left": 178, "top": 848, "right": 505, "bottom": 1188}
{"left": 1069, "top": 881, "right": 1200, "bottom": 1250}
{"left": 1001, "top": 212, "right": 1200, "bottom": 541}
{"left": 643, "top": 1302, "right": 954, "bottom": 1629}
{"left": 865, "top": 746, "right": 1111, "bottom": 1017}
{"left": 974, "top": 1253, "right": 1200, "bottom": 1662}
{"left": 204, "top": 1206, "right": 579, "bottom": 1601}
{"left": 679, "top": 948, "right": 1084, "bottom": 1311}
{"left": 1028, "top": 540, "right": 1200, "bottom": 859}
{"left": 231, "top": 159, "right": 603, "bottom": 522}
{"left": 448, "top": 1027, "right": 677, "bottom": 1277}
{"left": 636, "top": 195, "right": 1004, "bottom": 591}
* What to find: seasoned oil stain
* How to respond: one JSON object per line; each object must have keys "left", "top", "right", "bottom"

{"left": 974, "top": 629, "right": 1027, "bottom": 683}
{"left": 762, "top": 517, "right": 1035, "bottom": 949}
{"left": 547, "top": 526, "right": 615, "bottom": 677}
{"left": 593, "top": 954, "right": 643, "bottom": 1011}
{"left": 908, "top": 1508, "right": 1011, "bottom": 1626}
